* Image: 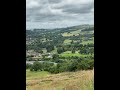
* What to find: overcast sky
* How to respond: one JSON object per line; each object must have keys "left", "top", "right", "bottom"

{"left": 26, "top": 0, "right": 94, "bottom": 29}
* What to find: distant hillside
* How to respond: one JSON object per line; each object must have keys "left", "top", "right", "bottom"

{"left": 26, "top": 24, "right": 94, "bottom": 38}
{"left": 26, "top": 24, "right": 94, "bottom": 31}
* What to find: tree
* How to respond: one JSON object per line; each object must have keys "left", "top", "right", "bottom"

{"left": 71, "top": 40, "right": 74, "bottom": 44}
{"left": 26, "top": 64, "right": 32, "bottom": 69}
{"left": 48, "top": 66, "right": 59, "bottom": 74}
{"left": 32, "top": 61, "right": 42, "bottom": 71}
{"left": 58, "top": 63, "right": 69, "bottom": 72}
{"left": 57, "top": 47, "right": 64, "bottom": 54}
{"left": 72, "top": 48, "right": 75, "bottom": 53}
{"left": 46, "top": 45, "right": 54, "bottom": 52}
{"left": 52, "top": 54, "right": 59, "bottom": 60}
{"left": 79, "top": 60, "right": 91, "bottom": 70}
{"left": 30, "top": 67, "right": 33, "bottom": 71}
{"left": 42, "top": 62, "right": 54, "bottom": 71}
{"left": 68, "top": 61, "right": 78, "bottom": 72}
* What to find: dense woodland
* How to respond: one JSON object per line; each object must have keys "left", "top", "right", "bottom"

{"left": 26, "top": 24, "right": 94, "bottom": 74}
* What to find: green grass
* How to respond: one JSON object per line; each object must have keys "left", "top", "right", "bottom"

{"left": 41, "top": 38, "right": 47, "bottom": 42}
{"left": 62, "top": 29, "right": 94, "bottom": 37}
{"left": 26, "top": 70, "right": 50, "bottom": 79}
{"left": 81, "top": 40, "right": 94, "bottom": 45}
{"left": 62, "top": 30, "right": 80, "bottom": 37}
{"left": 42, "top": 48, "right": 47, "bottom": 53}
{"left": 63, "top": 39, "right": 72, "bottom": 44}
{"left": 60, "top": 51, "right": 91, "bottom": 57}
{"left": 85, "top": 80, "right": 94, "bottom": 90}
{"left": 51, "top": 46, "right": 57, "bottom": 53}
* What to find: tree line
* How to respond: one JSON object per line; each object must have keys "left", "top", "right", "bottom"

{"left": 26, "top": 58, "right": 94, "bottom": 74}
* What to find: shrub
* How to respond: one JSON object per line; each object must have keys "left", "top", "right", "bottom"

{"left": 78, "top": 60, "right": 94, "bottom": 70}
{"left": 26, "top": 63, "right": 32, "bottom": 69}
{"left": 32, "top": 61, "right": 42, "bottom": 71}
{"left": 48, "top": 66, "right": 58, "bottom": 74}
{"left": 30, "top": 67, "right": 33, "bottom": 71}
{"left": 67, "top": 61, "right": 78, "bottom": 72}
{"left": 42, "top": 62, "right": 54, "bottom": 71}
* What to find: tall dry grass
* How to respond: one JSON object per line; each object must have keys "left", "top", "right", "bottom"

{"left": 26, "top": 69, "right": 94, "bottom": 90}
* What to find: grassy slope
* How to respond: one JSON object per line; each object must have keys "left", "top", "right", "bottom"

{"left": 26, "top": 69, "right": 94, "bottom": 90}
{"left": 26, "top": 70, "right": 50, "bottom": 80}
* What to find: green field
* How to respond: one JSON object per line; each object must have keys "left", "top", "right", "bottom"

{"left": 26, "top": 70, "right": 50, "bottom": 80}
{"left": 60, "top": 51, "right": 91, "bottom": 57}
{"left": 62, "top": 30, "right": 80, "bottom": 37}
{"left": 42, "top": 48, "right": 47, "bottom": 53}
{"left": 63, "top": 39, "right": 72, "bottom": 44}
{"left": 81, "top": 40, "right": 94, "bottom": 45}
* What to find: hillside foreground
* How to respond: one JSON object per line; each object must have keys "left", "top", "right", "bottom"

{"left": 26, "top": 69, "right": 94, "bottom": 90}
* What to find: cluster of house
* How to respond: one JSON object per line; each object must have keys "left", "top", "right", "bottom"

{"left": 26, "top": 50, "right": 53, "bottom": 61}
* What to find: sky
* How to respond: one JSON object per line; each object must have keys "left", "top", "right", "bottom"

{"left": 26, "top": 0, "right": 94, "bottom": 29}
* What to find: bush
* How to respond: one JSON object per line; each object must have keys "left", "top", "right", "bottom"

{"left": 77, "top": 60, "right": 94, "bottom": 70}
{"left": 87, "top": 60, "right": 94, "bottom": 69}
{"left": 58, "top": 63, "right": 69, "bottom": 72}
{"left": 67, "top": 61, "right": 78, "bottom": 72}
{"left": 52, "top": 54, "right": 59, "bottom": 60}
{"left": 32, "top": 61, "right": 42, "bottom": 71}
{"left": 28, "top": 59, "right": 94, "bottom": 74}
{"left": 26, "top": 64, "right": 32, "bottom": 69}
{"left": 42, "top": 62, "right": 54, "bottom": 71}
{"left": 54, "top": 59, "right": 63, "bottom": 63}
{"left": 30, "top": 67, "right": 33, "bottom": 71}
{"left": 59, "top": 56, "right": 66, "bottom": 59}
{"left": 27, "top": 57, "right": 33, "bottom": 61}
{"left": 48, "top": 66, "right": 59, "bottom": 74}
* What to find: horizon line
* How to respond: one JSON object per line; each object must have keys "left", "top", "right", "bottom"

{"left": 26, "top": 24, "right": 94, "bottom": 30}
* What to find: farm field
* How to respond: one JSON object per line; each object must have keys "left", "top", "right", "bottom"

{"left": 63, "top": 39, "right": 72, "bottom": 44}
{"left": 81, "top": 40, "right": 94, "bottom": 45}
{"left": 62, "top": 30, "right": 81, "bottom": 37}
{"left": 59, "top": 51, "right": 92, "bottom": 57}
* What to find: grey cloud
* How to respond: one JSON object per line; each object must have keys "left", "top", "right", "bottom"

{"left": 26, "top": 0, "right": 94, "bottom": 28}
{"left": 33, "top": 12, "right": 75, "bottom": 22}
{"left": 62, "top": 4, "right": 93, "bottom": 14}
{"left": 48, "top": 0, "right": 62, "bottom": 3}
{"left": 52, "top": 1, "right": 94, "bottom": 14}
